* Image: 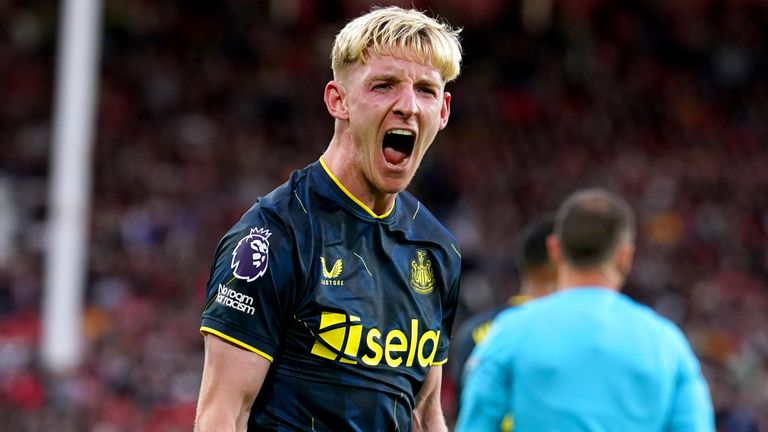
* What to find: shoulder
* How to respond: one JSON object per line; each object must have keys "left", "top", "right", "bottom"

{"left": 398, "top": 192, "right": 457, "bottom": 242}
{"left": 239, "top": 164, "right": 315, "bottom": 228}
{"left": 220, "top": 165, "right": 315, "bottom": 255}
{"left": 618, "top": 294, "right": 679, "bottom": 331}
{"left": 459, "top": 306, "right": 507, "bottom": 333}
{"left": 249, "top": 165, "right": 312, "bottom": 218}
{"left": 397, "top": 191, "right": 461, "bottom": 266}
{"left": 468, "top": 307, "right": 524, "bottom": 362}
{"left": 487, "top": 303, "right": 528, "bottom": 330}
{"left": 455, "top": 306, "right": 506, "bottom": 344}
{"left": 615, "top": 294, "right": 695, "bottom": 353}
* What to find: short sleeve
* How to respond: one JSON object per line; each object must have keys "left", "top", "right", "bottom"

{"left": 433, "top": 251, "right": 461, "bottom": 365}
{"left": 200, "top": 207, "right": 300, "bottom": 362}
{"left": 665, "top": 331, "right": 716, "bottom": 432}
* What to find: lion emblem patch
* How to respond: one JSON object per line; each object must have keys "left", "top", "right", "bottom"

{"left": 231, "top": 227, "right": 272, "bottom": 282}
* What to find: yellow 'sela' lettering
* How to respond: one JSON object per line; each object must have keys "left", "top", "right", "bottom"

{"left": 373, "top": 323, "right": 439, "bottom": 368}
{"left": 385, "top": 329, "right": 408, "bottom": 367}
{"left": 313, "top": 313, "right": 441, "bottom": 368}
{"left": 362, "top": 328, "right": 383, "bottom": 366}
{"left": 417, "top": 329, "right": 440, "bottom": 366}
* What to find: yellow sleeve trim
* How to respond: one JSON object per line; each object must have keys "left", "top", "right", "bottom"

{"left": 509, "top": 295, "right": 530, "bottom": 306}
{"left": 431, "top": 358, "right": 448, "bottom": 366}
{"left": 200, "top": 326, "right": 274, "bottom": 362}
{"left": 318, "top": 156, "right": 394, "bottom": 219}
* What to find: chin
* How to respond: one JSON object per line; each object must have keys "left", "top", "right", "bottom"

{"left": 378, "top": 184, "right": 406, "bottom": 195}
{"left": 377, "top": 178, "right": 411, "bottom": 195}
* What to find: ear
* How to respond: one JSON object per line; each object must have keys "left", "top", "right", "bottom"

{"left": 324, "top": 81, "right": 349, "bottom": 121}
{"left": 615, "top": 242, "right": 635, "bottom": 278}
{"left": 546, "top": 234, "right": 561, "bottom": 267}
{"left": 438, "top": 91, "right": 451, "bottom": 130}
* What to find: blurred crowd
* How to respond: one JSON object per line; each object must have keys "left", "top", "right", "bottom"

{"left": 1, "top": 0, "right": 767, "bottom": 430}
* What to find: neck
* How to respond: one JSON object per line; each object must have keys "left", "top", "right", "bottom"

{"left": 520, "top": 282, "right": 549, "bottom": 299}
{"left": 321, "top": 140, "right": 395, "bottom": 217}
{"left": 557, "top": 264, "right": 623, "bottom": 292}
{"left": 520, "top": 266, "right": 557, "bottom": 298}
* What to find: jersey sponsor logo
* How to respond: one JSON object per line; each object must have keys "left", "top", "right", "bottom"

{"left": 215, "top": 284, "right": 255, "bottom": 315}
{"left": 471, "top": 320, "right": 493, "bottom": 344}
{"left": 320, "top": 257, "right": 343, "bottom": 286}
{"left": 310, "top": 311, "right": 440, "bottom": 368}
{"left": 231, "top": 227, "right": 271, "bottom": 282}
{"left": 410, "top": 250, "right": 435, "bottom": 294}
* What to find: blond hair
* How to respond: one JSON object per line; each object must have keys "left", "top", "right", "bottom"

{"left": 331, "top": 6, "right": 462, "bottom": 83}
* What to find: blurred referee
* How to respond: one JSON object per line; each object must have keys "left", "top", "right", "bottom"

{"left": 457, "top": 188, "right": 715, "bottom": 431}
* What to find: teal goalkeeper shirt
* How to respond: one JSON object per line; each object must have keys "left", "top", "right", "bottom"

{"left": 456, "top": 287, "right": 715, "bottom": 432}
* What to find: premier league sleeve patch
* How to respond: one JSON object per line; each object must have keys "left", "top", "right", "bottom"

{"left": 231, "top": 227, "right": 272, "bottom": 282}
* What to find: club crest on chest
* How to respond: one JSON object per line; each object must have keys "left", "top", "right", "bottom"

{"left": 410, "top": 250, "right": 435, "bottom": 295}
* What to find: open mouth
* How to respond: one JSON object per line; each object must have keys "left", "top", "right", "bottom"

{"left": 382, "top": 129, "right": 415, "bottom": 166}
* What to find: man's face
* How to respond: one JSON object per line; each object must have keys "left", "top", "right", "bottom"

{"left": 337, "top": 53, "right": 451, "bottom": 195}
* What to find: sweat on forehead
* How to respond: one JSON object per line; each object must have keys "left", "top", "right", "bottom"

{"left": 330, "top": 6, "right": 462, "bottom": 82}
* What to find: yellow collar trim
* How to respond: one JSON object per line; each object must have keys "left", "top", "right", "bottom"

{"left": 319, "top": 157, "right": 395, "bottom": 219}
{"left": 508, "top": 295, "right": 530, "bottom": 306}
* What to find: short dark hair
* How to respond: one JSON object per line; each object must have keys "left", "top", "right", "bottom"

{"left": 515, "top": 214, "right": 555, "bottom": 276}
{"left": 555, "top": 188, "right": 635, "bottom": 268}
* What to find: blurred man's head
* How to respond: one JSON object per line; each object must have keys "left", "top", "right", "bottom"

{"left": 515, "top": 214, "right": 557, "bottom": 298}
{"left": 549, "top": 188, "right": 636, "bottom": 289}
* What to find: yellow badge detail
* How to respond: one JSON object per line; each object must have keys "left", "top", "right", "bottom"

{"left": 501, "top": 414, "right": 513, "bottom": 432}
{"left": 320, "top": 256, "right": 343, "bottom": 285}
{"left": 471, "top": 320, "right": 493, "bottom": 345}
{"left": 410, "top": 250, "right": 435, "bottom": 294}
{"left": 311, "top": 312, "right": 362, "bottom": 364}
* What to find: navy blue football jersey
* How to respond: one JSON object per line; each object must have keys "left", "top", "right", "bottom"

{"left": 449, "top": 295, "right": 529, "bottom": 396}
{"left": 201, "top": 158, "right": 462, "bottom": 431}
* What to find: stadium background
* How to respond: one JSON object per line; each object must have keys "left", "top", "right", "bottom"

{"left": 1, "top": 0, "right": 767, "bottom": 430}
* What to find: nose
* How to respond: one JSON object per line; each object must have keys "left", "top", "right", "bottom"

{"left": 393, "top": 87, "right": 418, "bottom": 119}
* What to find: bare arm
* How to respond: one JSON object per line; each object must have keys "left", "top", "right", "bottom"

{"left": 412, "top": 365, "right": 448, "bottom": 432}
{"left": 194, "top": 334, "right": 271, "bottom": 432}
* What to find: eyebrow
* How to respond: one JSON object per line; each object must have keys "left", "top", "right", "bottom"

{"left": 369, "top": 74, "right": 400, "bottom": 83}
{"left": 415, "top": 78, "right": 441, "bottom": 89}
{"left": 368, "top": 74, "right": 442, "bottom": 88}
